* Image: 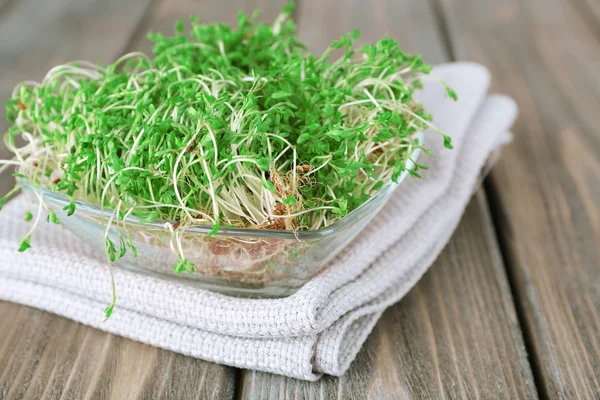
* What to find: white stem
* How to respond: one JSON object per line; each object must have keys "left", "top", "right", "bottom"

{"left": 173, "top": 131, "right": 199, "bottom": 220}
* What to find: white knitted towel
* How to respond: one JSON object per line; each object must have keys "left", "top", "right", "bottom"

{"left": 0, "top": 63, "right": 517, "bottom": 381}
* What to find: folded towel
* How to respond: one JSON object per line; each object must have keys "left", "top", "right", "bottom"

{"left": 0, "top": 63, "right": 518, "bottom": 381}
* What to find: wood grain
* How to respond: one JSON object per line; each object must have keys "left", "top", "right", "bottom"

{"left": 0, "top": 0, "right": 17, "bottom": 19}
{"left": 438, "top": 0, "right": 600, "bottom": 397}
{"left": 238, "top": 1, "right": 538, "bottom": 398}
{"left": 296, "top": 0, "right": 449, "bottom": 63}
{"left": 0, "top": 302, "right": 235, "bottom": 400}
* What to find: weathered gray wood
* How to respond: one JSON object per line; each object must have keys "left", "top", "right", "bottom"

{"left": 296, "top": 0, "right": 448, "bottom": 63}
{"left": 0, "top": 302, "right": 236, "bottom": 400}
{"left": 438, "top": 0, "right": 600, "bottom": 398}
{"left": 0, "top": 0, "right": 16, "bottom": 17}
{"left": 238, "top": 1, "right": 538, "bottom": 398}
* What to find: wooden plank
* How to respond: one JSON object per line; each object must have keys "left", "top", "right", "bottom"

{"left": 0, "top": 0, "right": 17, "bottom": 18}
{"left": 296, "top": 0, "right": 448, "bottom": 63}
{"left": 0, "top": 302, "right": 235, "bottom": 400}
{"left": 238, "top": 1, "right": 538, "bottom": 398}
{"left": 438, "top": 0, "right": 600, "bottom": 397}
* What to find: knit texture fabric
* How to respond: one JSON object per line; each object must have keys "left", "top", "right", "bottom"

{"left": 0, "top": 63, "right": 518, "bottom": 381}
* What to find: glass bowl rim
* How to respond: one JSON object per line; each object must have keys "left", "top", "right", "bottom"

{"left": 22, "top": 133, "right": 423, "bottom": 240}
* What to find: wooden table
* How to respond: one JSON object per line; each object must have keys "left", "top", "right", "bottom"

{"left": 0, "top": 0, "right": 598, "bottom": 398}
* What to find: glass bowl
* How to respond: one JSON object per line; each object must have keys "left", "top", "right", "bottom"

{"left": 22, "top": 135, "right": 422, "bottom": 298}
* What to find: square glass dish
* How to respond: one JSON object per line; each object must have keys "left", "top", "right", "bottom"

{"left": 23, "top": 135, "right": 422, "bottom": 298}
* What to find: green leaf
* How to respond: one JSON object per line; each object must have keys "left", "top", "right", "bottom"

{"left": 419, "top": 64, "right": 433, "bottom": 74}
{"left": 262, "top": 179, "right": 277, "bottom": 193}
{"left": 282, "top": 1, "right": 295, "bottom": 15}
{"left": 188, "top": 107, "right": 198, "bottom": 117}
{"left": 331, "top": 198, "right": 348, "bottom": 215}
{"left": 126, "top": 236, "right": 138, "bottom": 258}
{"left": 24, "top": 210, "right": 33, "bottom": 222}
{"left": 326, "top": 130, "right": 344, "bottom": 142}
{"left": 174, "top": 257, "right": 195, "bottom": 274}
{"left": 408, "top": 169, "right": 422, "bottom": 178}
{"left": 297, "top": 133, "right": 312, "bottom": 143}
{"left": 46, "top": 210, "right": 61, "bottom": 225}
{"left": 283, "top": 195, "right": 296, "bottom": 206}
{"left": 105, "top": 238, "right": 117, "bottom": 262}
{"left": 118, "top": 234, "right": 127, "bottom": 259}
{"left": 262, "top": 180, "right": 276, "bottom": 192}
{"left": 372, "top": 181, "right": 384, "bottom": 191}
{"left": 420, "top": 147, "right": 434, "bottom": 157}
{"left": 444, "top": 83, "right": 458, "bottom": 101}
{"left": 256, "top": 157, "right": 271, "bottom": 171}
{"left": 271, "top": 91, "right": 291, "bottom": 99}
{"left": 18, "top": 237, "right": 31, "bottom": 252}
{"left": 104, "top": 302, "right": 115, "bottom": 320}
{"left": 443, "top": 135, "right": 454, "bottom": 150}
{"left": 63, "top": 199, "right": 76, "bottom": 216}
{"left": 208, "top": 222, "right": 221, "bottom": 236}
{"left": 175, "top": 19, "right": 185, "bottom": 34}
{"left": 174, "top": 260, "right": 186, "bottom": 274}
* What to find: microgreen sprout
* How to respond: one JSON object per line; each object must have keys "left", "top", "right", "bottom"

{"left": 2, "top": 2, "right": 456, "bottom": 315}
